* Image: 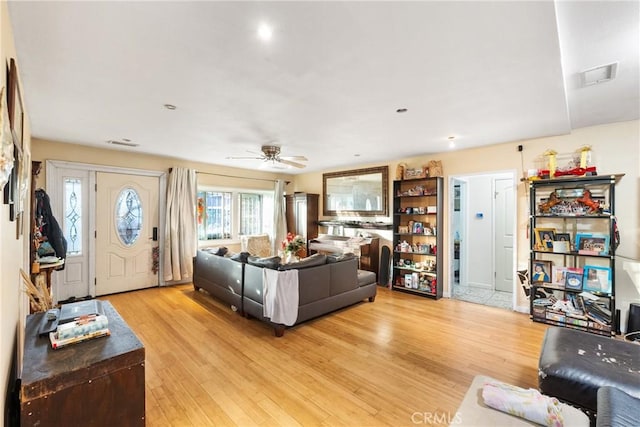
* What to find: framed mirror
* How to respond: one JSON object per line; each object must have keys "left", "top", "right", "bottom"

{"left": 323, "top": 166, "right": 388, "bottom": 217}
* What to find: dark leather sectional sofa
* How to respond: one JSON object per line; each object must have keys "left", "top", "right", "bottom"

{"left": 193, "top": 249, "right": 377, "bottom": 336}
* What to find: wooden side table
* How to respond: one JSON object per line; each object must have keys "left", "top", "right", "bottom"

{"left": 21, "top": 301, "right": 145, "bottom": 426}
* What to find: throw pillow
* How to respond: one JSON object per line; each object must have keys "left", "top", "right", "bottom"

{"left": 279, "top": 253, "right": 327, "bottom": 271}
{"left": 230, "top": 252, "right": 251, "bottom": 263}
{"left": 247, "top": 255, "right": 282, "bottom": 270}
{"left": 326, "top": 252, "right": 357, "bottom": 263}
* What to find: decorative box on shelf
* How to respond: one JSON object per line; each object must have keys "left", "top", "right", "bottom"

{"left": 403, "top": 167, "right": 427, "bottom": 180}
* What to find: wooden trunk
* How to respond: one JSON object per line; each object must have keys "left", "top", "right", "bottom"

{"left": 21, "top": 301, "right": 145, "bottom": 426}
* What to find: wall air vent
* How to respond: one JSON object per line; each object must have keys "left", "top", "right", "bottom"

{"left": 106, "top": 140, "right": 139, "bottom": 147}
{"left": 580, "top": 62, "right": 618, "bottom": 87}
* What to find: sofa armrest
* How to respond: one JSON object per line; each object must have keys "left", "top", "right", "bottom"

{"left": 597, "top": 386, "right": 640, "bottom": 427}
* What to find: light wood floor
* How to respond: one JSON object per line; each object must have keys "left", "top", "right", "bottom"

{"left": 104, "top": 284, "right": 550, "bottom": 427}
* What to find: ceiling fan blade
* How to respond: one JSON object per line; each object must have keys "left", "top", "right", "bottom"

{"left": 278, "top": 159, "right": 306, "bottom": 168}
{"left": 280, "top": 155, "right": 308, "bottom": 161}
{"left": 225, "top": 156, "right": 264, "bottom": 160}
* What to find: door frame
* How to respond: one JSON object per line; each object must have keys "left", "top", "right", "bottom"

{"left": 448, "top": 170, "right": 517, "bottom": 309}
{"left": 46, "top": 160, "right": 168, "bottom": 299}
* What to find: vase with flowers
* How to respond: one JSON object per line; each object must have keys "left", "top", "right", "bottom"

{"left": 281, "top": 232, "right": 305, "bottom": 263}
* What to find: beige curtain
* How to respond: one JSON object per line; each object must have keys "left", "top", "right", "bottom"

{"left": 163, "top": 167, "right": 197, "bottom": 282}
{"left": 272, "top": 179, "right": 287, "bottom": 256}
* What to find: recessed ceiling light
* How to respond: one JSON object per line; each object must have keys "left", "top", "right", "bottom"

{"left": 396, "top": 108, "right": 408, "bottom": 113}
{"left": 163, "top": 104, "right": 176, "bottom": 110}
{"left": 257, "top": 23, "right": 273, "bottom": 42}
{"left": 354, "top": 154, "right": 361, "bottom": 157}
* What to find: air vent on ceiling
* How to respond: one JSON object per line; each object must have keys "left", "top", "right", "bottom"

{"left": 107, "top": 140, "right": 139, "bottom": 147}
{"left": 580, "top": 62, "right": 618, "bottom": 87}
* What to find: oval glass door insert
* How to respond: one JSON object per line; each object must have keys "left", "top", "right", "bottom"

{"left": 115, "top": 188, "right": 143, "bottom": 246}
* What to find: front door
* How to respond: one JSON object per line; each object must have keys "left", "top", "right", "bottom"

{"left": 95, "top": 172, "right": 159, "bottom": 295}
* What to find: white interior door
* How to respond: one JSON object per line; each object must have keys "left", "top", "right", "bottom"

{"left": 96, "top": 172, "right": 159, "bottom": 295}
{"left": 494, "top": 178, "right": 514, "bottom": 293}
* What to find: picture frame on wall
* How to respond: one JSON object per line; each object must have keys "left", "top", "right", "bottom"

{"left": 3, "top": 57, "right": 22, "bottom": 223}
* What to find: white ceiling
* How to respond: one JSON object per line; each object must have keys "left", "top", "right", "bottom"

{"left": 8, "top": 1, "right": 639, "bottom": 174}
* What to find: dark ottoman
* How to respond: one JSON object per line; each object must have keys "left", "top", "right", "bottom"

{"left": 538, "top": 327, "right": 640, "bottom": 412}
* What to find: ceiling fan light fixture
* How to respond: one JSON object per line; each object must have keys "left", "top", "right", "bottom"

{"left": 580, "top": 62, "right": 618, "bottom": 87}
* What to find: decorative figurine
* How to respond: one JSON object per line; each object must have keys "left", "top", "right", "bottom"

{"left": 576, "top": 189, "right": 601, "bottom": 213}
{"left": 538, "top": 191, "right": 561, "bottom": 213}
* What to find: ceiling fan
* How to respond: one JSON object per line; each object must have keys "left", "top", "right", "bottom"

{"left": 226, "top": 145, "right": 308, "bottom": 169}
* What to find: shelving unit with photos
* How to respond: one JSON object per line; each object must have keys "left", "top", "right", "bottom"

{"left": 529, "top": 174, "right": 623, "bottom": 336}
{"left": 392, "top": 177, "right": 443, "bottom": 299}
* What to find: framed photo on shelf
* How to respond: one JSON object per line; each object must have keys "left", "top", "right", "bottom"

{"left": 534, "top": 228, "right": 556, "bottom": 251}
{"left": 552, "top": 233, "right": 571, "bottom": 253}
{"left": 576, "top": 233, "right": 610, "bottom": 255}
{"left": 551, "top": 266, "right": 568, "bottom": 287}
{"left": 565, "top": 267, "right": 584, "bottom": 291}
{"left": 531, "top": 260, "right": 552, "bottom": 283}
{"left": 583, "top": 265, "right": 612, "bottom": 294}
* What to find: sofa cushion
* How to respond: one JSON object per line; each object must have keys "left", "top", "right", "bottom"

{"left": 357, "top": 270, "right": 377, "bottom": 286}
{"left": 326, "top": 252, "right": 357, "bottom": 263}
{"left": 247, "top": 255, "right": 282, "bottom": 270}
{"left": 230, "top": 252, "right": 251, "bottom": 263}
{"left": 279, "top": 253, "right": 327, "bottom": 271}
{"left": 203, "top": 246, "right": 228, "bottom": 256}
{"left": 596, "top": 386, "right": 640, "bottom": 427}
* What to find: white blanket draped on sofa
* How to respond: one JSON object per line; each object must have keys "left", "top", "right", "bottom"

{"left": 262, "top": 268, "right": 299, "bottom": 326}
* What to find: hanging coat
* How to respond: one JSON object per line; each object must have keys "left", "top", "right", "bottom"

{"left": 35, "top": 189, "right": 67, "bottom": 269}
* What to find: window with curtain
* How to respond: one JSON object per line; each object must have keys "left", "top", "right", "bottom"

{"left": 197, "top": 189, "right": 273, "bottom": 242}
